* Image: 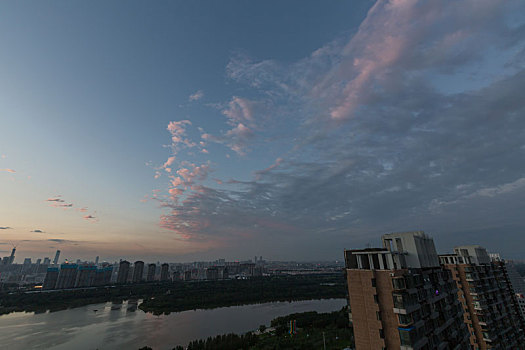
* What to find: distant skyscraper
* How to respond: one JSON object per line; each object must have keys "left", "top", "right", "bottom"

{"left": 53, "top": 250, "right": 61, "bottom": 265}
{"left": 206, "top": 267, "right": 219, "bottom": 280}
{"left": 95, "top": 256, "right": 99, "bottom": 265}
{"left": 23, "top": 258, "right": 32, "bottom": 265}
{"left": 117, "top": 260, "right": 130, "bottom": 284}
{"left": 147, "top": 263, "right": 156, "bottom": 282}
{"left": 36, "top": 258, "right": 42, "bottom": 265}
{"left": 160, "top": 263, "right": 169, "bottom": 281}
{"left": 43, "top": 257, "right": 51, "bottom": 265}
{"left": 43, "top": 267, "right": 59, "bottom": 290}
{"left": 8, "top": 247, "right": 16, "bottom": 264}
{"left": 132, "top": 261, "right": 144, "bottom": 283}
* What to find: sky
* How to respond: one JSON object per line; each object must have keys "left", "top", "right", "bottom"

{"left": 1, "top": 0, "right": 525, "bottom": 263}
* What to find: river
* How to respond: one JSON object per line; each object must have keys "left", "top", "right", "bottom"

{"left": 0, "top": 298, "right": 347, "bottom": 349}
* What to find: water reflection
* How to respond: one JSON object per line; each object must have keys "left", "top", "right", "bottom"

{"left": 0, "top": 299, "right": 346, "bottom": 350}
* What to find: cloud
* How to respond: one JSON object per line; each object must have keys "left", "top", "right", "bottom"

{"left": 83, "top": 215, "right": 97, "bottom": 221}
{"left": 57, "top": 203, "right": 73, "bottom": 208}
{"left": 46, "top": 195, "right": 95, "bottom": 220}
{"left": 156, "top": 0, "right": 525, "bottom": 257}
{"left": 47, "top": 238, "right": 76, "bottom": 244}
{"left": 189, "top": 90, "right": 204, "bottom": 101}
{"left": 0, "top": 168, "right": 16, "bottom": 173}
{"left": 0, "top": 227, "right": 12, "bottom": 230}
{"left": 167, "top": 120, "right": 194, "bottom": 147}
{"left": 31, "top": 229, "right": 44, "bottom": 233}
{"left": 193, "top": 97, "right": 261, "bottom": 156}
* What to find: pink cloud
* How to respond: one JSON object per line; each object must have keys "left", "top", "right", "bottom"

{"left": 163, "top": 156, "right": 175, "bottom": 168}
{"left": 222, "top": 96, "right": 255, "bottom": 126}
{"left": 83, "top": 215, "right": 97, "bottom": 222}
{"left": 167, "top": 120, "right": 193, "bottom": 146}
{"left": 0, "top": 168, "right": 16, "bottom": 173}
{"left": 256, "top": 157, "right": 284, "bottom": 178}
{"left": 169, "top": 188, "right": 184, "bottom": 197}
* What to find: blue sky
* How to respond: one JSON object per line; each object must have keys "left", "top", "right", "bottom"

{"left": 1, "top": 0, "right": 525, "bottom": 262}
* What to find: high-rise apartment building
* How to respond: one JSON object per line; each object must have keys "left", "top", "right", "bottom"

{"left": 147, "top": 263, "right": 156, "bottom": 282}
{"left": 160, "top": 263, "right": 169, "bottom": 281}
{"left": 55, "top": 263, "right": 78, "bottom": 289}
{"left": 43, "top": 267, "right": 59, "bottom": 290}
{"left": 117, "top": 260, "right": 130, "bottom": 284}
{"left": 517, "top": 294, "right": 525, "bottom": 321}
{"left": 440, "top": 246, "right": 525, "bottom": 349}
{"left": 76, "top": 265, "right": 97, "bottom": 287}
{"left": 345, "top": 231, "right": 470, "bottom": 350}
{"left": 132, "top": 261, "right": 144, "bottom": 283}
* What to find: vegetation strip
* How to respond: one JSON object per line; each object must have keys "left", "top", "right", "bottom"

{"left": 0, "top": 274, "right": 347, "bottom": 315}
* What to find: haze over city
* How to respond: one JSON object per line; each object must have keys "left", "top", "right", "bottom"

{"left": 2, "top": 0, "right": 525, "bottom": 263}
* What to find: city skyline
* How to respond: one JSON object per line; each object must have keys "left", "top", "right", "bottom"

{"left": 2, "top": 0, "right": 525, "bottom": 262}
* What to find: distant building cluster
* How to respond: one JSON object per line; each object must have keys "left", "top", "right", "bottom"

{"left": 43, "top": 263, "right": 113, "bottom": 290}
{"left": 0, "top": 248, "right": 61, "bottom": 285}
{"left": 115, "top": 258, "right": 266, "bottom": 284}
{"left": 345, "top": 231, "right": 525, "bottom": 350}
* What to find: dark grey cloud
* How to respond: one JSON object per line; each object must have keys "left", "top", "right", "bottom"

{"left": 31, "top": 229, "right": 44, "bottom": 233}
{"left": 159, "top": 0, "right": 525, "bottom": 259}
{"left": 0, "top": 227, "right": 12, "bottom": 230}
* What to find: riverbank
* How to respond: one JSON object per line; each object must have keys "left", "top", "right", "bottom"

{"left": 0, "top": 274, "right": 347, "bottom": 315}
{"left": 142, "top": 307, "right": 353, "bottom": 350}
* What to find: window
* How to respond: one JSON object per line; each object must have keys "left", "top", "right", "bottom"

{"left": 398, "top": 313, "right": 413, "bottom": 325}
{"left": 399, "top": 329, "right": 413, "bottom": 346}
{"left": 374, "top": 294, "right": 379, "bottom": 303}
{"left": 393, "top": 294, "right": 404, "bottom": 308}
{"left": 376, "top": 311, "right": 382, "bottom": 321}
{"left": 379, "top": 329, "right": 384, "bottom": 339}
{"left": 392, "top": 277, "right": 406, "bottom": 290}
{"left": 371, "top": 278, "right": 376, "bottom": 287}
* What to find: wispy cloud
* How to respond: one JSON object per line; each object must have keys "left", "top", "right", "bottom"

{"left": 46, "top": 196, "right": 64, "bottom": 203}
{"left": 82, "top": 215, "right": 98, "bottom": 223}
{"left": 0, "top": 168, "right": 15, "bottom": 173}
{"left": 155, "top": 0, "right": 525, "bottom": 255}
{"left": 0, "top": 227, "right": 12, "bottom": 230}
{"left": 46, "top": 195, "right": 96, "bottom": 222}
{"left": 189, "top": 90, "right": 204, "bottom": 101}
{"left": 31, "top": 229, "right": 44, "bottom": 233}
